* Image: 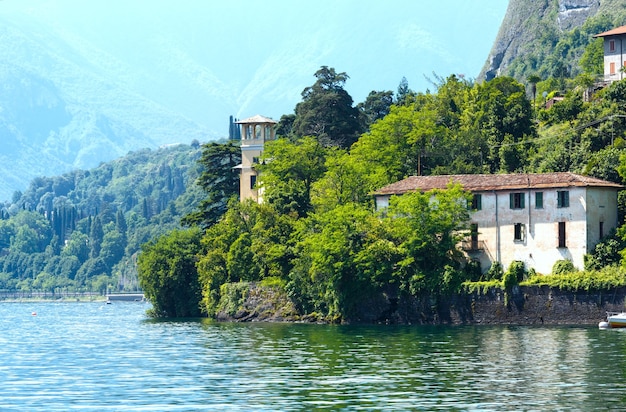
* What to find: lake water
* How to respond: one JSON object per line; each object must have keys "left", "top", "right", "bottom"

{"left": 1, "top": 301, "right": 626, "bottom": 411}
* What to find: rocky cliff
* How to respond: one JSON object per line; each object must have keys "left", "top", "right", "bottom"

{"left": 479, "top": 0, "right": 626, "bottom": 81}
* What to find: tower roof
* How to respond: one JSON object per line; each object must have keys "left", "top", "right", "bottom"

{"left": 235, "top": 115, "right": 277, "bottom": 124}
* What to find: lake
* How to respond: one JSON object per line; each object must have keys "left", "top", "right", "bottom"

{"left": 1, "top": 301, "right": 625, "bottom": 411}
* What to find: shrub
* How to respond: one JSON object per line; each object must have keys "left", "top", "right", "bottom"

{"left": 552, "top": 259, "right": 575, "bottom": 275}
{"left": 508, "top": 260, "right": 527, "bottom": 282}
{"left": 464, "top": 259, "right": 482, "bottom": 282}
{"left": 485, "top": 262, "right": 503, "bottom": 281}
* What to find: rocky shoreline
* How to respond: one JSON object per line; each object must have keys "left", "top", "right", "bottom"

{"left": 215, "top": 283, "right": 626, "bottom": 326}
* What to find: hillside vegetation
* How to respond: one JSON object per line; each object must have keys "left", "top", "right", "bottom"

{"left": 0, "top": 142, "right": 208, "bottom": 294}
{"left": 480, "top": 0, "right": 626, "bottom": 83}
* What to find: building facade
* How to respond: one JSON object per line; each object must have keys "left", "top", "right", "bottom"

{"left": 374, "top": 173, "right": 622, "bottom": 274}
{"left": 594, "top": 25, "right": 626, "bottom": 82}
{"left": 235, "top": 115, "right": 277, "bottom": 202}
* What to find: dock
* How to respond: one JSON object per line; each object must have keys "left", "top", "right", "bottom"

{"left": 106, "top": 293, "right": 145, "bottom": 302}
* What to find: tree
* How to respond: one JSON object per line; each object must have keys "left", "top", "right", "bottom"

{"left": 289, "top": 202, "right": 387, "bottom": 319}
{"left": 89, "top": 216, "right": 103, "bottom": 258}
{"left": 461, "top": 76, "right": 534, "bottom": 172}
{"left": 580, "top": 37, "right": 604, "bottom": 76}
{"left": 357, "top": 90, "right": 394, "bottom": 128}
{"left": 527, "top": 74, "right": 541, "bottom": 109}
{"left": 311, "top": 148, "right": 372, "bottom": 212}
{"left": 395, "top": 76, "right": 414, "bottom": 105}
{"left": 137, "top": 228, "right": 204, "bottom": 318}
{"left": 257, "top": 136, "right": 326, "bottom": 217}
{"left": 181, "top": 142, "right": 241, "bottom": 228}
{"left": 291, "top": 66, "right": 364, "bottom": 148}
{"left": 384, "top": 185, "right": 471, "bottom": 294}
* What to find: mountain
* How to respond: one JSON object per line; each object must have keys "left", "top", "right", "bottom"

{"left": 0, "top": 15, "right": 211, "bottom": 202}
{"left": 479, "top": 0, "right": 626, "bottom": 82}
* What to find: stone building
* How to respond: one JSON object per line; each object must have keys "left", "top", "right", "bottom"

{"left": 374, "top": 173, "right": 623, "bottom": 274}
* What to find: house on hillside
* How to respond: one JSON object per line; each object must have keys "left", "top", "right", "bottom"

{"left": 234, "top": 115, "right": 277, "bottom": 203}
{"left": 594, "top": 25, "right": 626, "bottom": 83}
{"left": 374, "top": 173, "right": 623, "bottom": 274}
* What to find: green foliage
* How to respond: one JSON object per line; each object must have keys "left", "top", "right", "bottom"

{"left": 552, "top": 259, "right": 576, "bottom": 275}
{"left": 357, "top": 90, "right": 394, "bottom": 128}
{"left": 503, "top": 261, "right": 526, "bottom": 288}
{"left": 291, "top": 66, "right": 364, "bottom": 148}
{"left": 523, "top": 265, "right": 626, "bottom": 291}
{"left": 181, "top": 141, "right": 240, "bottom": 228}
{"left": 197, "top": 200, "right": 296, "bottom": 316}
{"left": 0, "top": 143, "right": 203, "bottom": 296}
{"left": 216, "top": 282, "right": 251, "bottom": 316}
{"left": 137, "top": 228, "right": 204, "bottom": 318}
{"left": 585, "top": 230, "right": 624, "bottom": 271}
{"left": 461, "top": 280, "right": 502, "bottom": 295}
{"left": 257, "top": 136, "right": 326, "bottom": 217}
{"left": 502, "top": 11, "right": 617, "bottom": 82}
{"left": 485, "top": 262, "right": 503, "bottom": 281}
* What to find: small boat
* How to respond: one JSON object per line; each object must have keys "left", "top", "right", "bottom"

{"left": 601, "top": 312, "right": 626, "bottom": 329}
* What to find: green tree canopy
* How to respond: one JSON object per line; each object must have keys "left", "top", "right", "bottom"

{"left": 138, "top": 228, "right": 204, "bottom": 318}
{"left": 291, "top": 66, "right": 364, "bottom": 148}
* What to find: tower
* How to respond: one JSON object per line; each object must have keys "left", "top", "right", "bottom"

{"left": 235, "top": 115, "right": 277, "bottom": 202}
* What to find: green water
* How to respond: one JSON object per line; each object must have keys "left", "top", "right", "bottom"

{"left": 0, "top": 301, "right": 624, "bottom": 410}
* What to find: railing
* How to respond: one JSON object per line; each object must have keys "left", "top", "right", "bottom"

{"left": 461, "top": 240, "right": 485, "bottom": 252}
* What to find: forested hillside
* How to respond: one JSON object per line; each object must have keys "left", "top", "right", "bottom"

{"left": 0, "top": 141, "right": 211, "bottom": 294}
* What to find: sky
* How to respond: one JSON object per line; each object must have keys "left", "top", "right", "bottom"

{"left": 1, "top": 0, "right": 509, "bottom": 138}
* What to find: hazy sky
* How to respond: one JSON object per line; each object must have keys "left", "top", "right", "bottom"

{"left": 2, "top": 0, "right": 508, "bottom": 137}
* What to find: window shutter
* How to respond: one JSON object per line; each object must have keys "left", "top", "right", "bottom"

{"left": 520, "top": 193, "right": 525, "bottom": 209}
{"left": 477, "top": 194, "right": 482, "bottom": 210}
{"left": 510, "top": 193, "right": 514, "bottom": 209}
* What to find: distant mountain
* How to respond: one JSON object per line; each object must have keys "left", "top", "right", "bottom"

{"left": 479, "top": 0, "right": 626, "bottom": 82}
{"left": 0, "top": 16, "right": 211, "bottom": 202}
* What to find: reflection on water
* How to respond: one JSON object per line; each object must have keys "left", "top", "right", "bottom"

{"left": 0, "top": 302, "right": 626, "bottom": 410}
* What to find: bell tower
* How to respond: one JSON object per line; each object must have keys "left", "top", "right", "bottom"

{"left": 235, "top": 115, "right": 277, "bottom": 202}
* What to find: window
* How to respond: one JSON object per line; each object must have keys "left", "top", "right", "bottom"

{"left": 252, "top": 156, "right": 259, "bottom": 164}
{"left": 558, "top": 222, "right": 566, "bottom": 248}
{"left": 610, "top": 40, "right": 616, "bottom": 52}
{"left": 469, "top": 194, "right": 482, "bottom": 211}
{"left": 514, "top": 223, "right": 525, "bottom": 242}
{"left": 535, "top": 192, "right": 543, "bottom": 209}
{"left": 611, "top": 62, "right": 616, "bottom": 75}
{"left": 250, "top": 175, "right": 257, "bottom": 190}
{"left": 510, "top": 193, "right": 525, "bottom": 209}
{"left": 557, "top": 191, "right": 569, "bottom": 208}
{"left": 600, "top": 221, "right": 605, "bottom": 239}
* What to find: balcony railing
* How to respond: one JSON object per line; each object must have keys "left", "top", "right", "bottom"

{"left": 461, "top": 240, "right": 485, "bottom": 252}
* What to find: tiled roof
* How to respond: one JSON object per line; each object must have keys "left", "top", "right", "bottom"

{"left": 236, "top": 115, "right": 277, "bottom": 124}
{"left": 594, "top": 25, "right": 626, "bottom": 38}
{"left": 374, "top": 173, "right": 623, "bottom": 195}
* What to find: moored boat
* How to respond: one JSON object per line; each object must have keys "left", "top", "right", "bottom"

{"left": 604, "top": 312, "right": 626, "bottom": 328}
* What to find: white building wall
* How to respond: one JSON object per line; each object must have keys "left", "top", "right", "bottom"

{"left": 603, "top": 35, "right": 626, "bottom": 82}
{"left": 470, "top": 187, "right": 591, "bottom": 274}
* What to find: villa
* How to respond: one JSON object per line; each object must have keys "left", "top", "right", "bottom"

{"left": 374, "top": 172, "right": 622, "bottom": 274}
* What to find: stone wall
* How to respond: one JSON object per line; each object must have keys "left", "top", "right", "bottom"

{"left": 377, "top": 286, "right": 626, "bottom": 326}
{"left": 215, "top": 283, "right": 626, "bottom": 326}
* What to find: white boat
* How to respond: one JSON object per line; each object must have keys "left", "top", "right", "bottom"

{"left": 602, "top": 312, "right": 626, "bottom": 328}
